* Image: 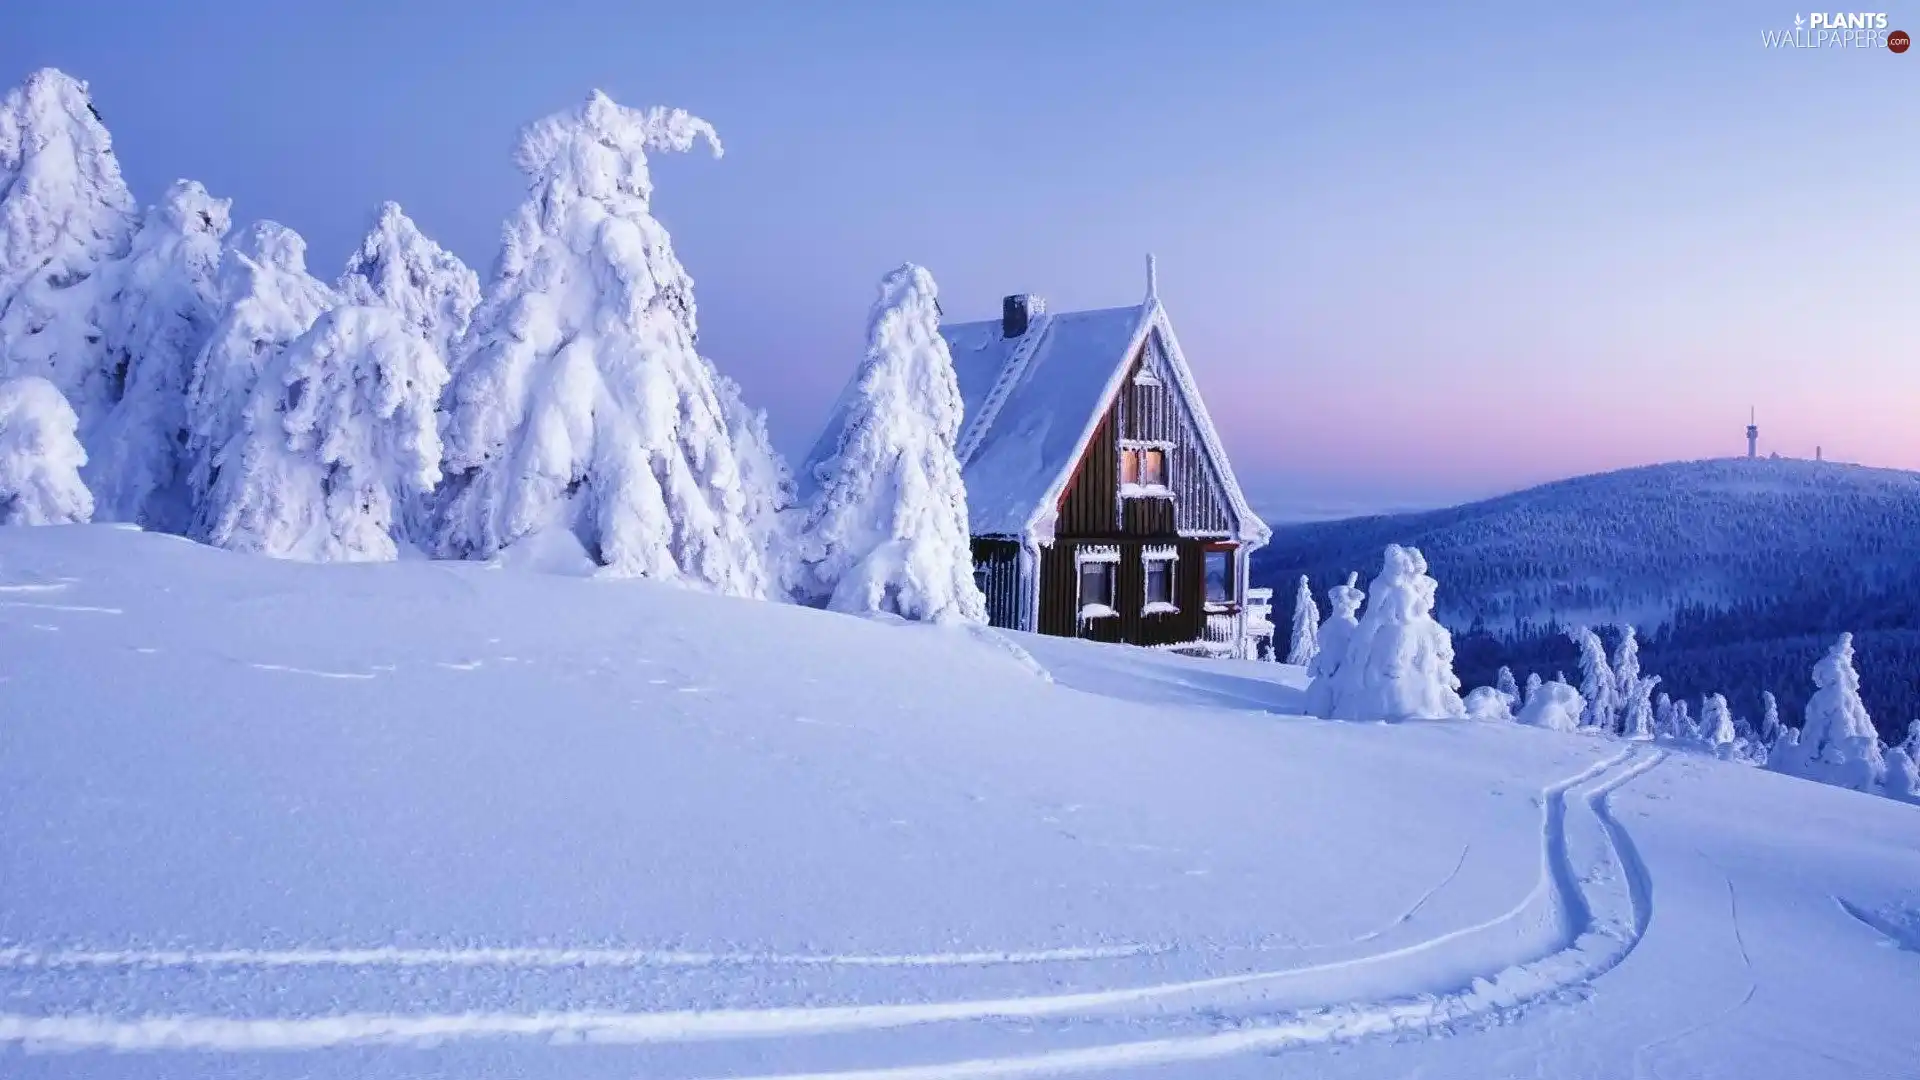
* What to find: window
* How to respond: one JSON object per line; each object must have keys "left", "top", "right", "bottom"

{"left": 1140, "top": 448, "right": 1166, "bottom": 487}
{"left": 1141, "top": 544, "right": 1178, "bottom": 615}
{"left": 1120, "top": 448, "right": 1140, "bottom": 486}
{"left": 1204, "top": 549, "right": 1233, "bottom": 604}
{"left": 1079, "top": 561, "right": 1114, "bottom": 610}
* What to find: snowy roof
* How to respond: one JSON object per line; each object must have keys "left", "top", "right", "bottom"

{"left": 801, "top": 293, "right": 1269, "bottom": 547}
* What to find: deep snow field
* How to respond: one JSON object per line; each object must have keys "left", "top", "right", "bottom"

{"left": 2, "top": 526, "right": 1916, "bottom": 1079}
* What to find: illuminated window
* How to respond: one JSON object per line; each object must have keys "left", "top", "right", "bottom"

{"left": 1140, "top": 448, "right": 1166, "bottom": 486}
{"left": 1120, "top": 448, "right": 1139, "bottom": 485}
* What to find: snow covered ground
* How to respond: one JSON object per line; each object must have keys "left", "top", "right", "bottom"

{"left": 2, "top": 526, "right": 1916, "bottom": 1079}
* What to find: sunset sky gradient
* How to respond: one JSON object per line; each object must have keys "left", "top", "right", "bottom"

{"left": 9, "top": 1, "right": 1914, "bottom": 515}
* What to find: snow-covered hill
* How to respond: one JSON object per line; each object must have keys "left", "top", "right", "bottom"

{"left": 2, "top": 526, "right": 1917, "bottom": 1080}
{"left": 1252, "top": 457, "right": 1920, "bottom": 633}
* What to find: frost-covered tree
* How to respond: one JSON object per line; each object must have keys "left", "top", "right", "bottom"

{"left": 1757, "top": 691, "right": 1783, "bottom": 747}
{"left": 1766, "top": 725, "right": 1802, "bottom": 773}
{"left": 1654, "top": 691, "right": 1675, "bottom": 738}
{"left": 1517, "top": 676, "right": 1584, "bottom": 732}
{"left": 184, "top": 221, "right": 338, "bottom": 524}
{"left": 793, "top": 264, "right": 982, "bottom": 622}
{"left": 199, "top": 305, "right": 446, "bottom": 561}
{"left": 1464, "top": 685, "right": 1514, "bottom": 722}
{"left": 1304, "top": 572, "right": 1365, "bottom": 718}
{"left": 1795, "top": 633, "right": 1884, "bottom": 792}
{"left": 1671, "top": 699, "right": 1695, "bottom": 742}
{"left": 709, "top": 360, "right": 794, "bottom": 591}
{"left": 1325, "top": 545, "right": 1466, "bottom": 721}
{"left": 337, "top": 202, "right": 479, "bottom": 363}
{"left": 0, "top": 375, "right": 93, "bottom": 524}
{"left": 1883, "top": 747, "right": 1918, "bottom": 801}
{"left": 1523, "top": 671, "right": 1543, "bottom": 709}
{"left": 435, "top": 92, "right": 768, "bottom": 594}
{"left": 1622, "top": 674, "right": 1660, "bottom": 741}
{"left": 1495, "top": 665, "right": 1521, "bottom": 708}
{"left": 0, "top": 69, "right": 138, "bottom": 434}
{"left": 1285, "top": 574, "right": 1320, "bottom": 666}
{"left": 1701, "top": 692, "right": 1735, "bottom": 748}
{"left": 86, "top": 180, "right": 232, "bottom": 531}
{"left": 1569, "top": 626, "right": 1621, "bottom": 732}
{"left": 1610, "top": 626, "right": 1642, "bottom": 724}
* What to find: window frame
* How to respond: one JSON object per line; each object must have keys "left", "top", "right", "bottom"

{"left": 1074, "top": 544, "right": 1121, "bottom": 620}
{"left": 1202, "top": 545, "right": 1236, "bottom": 608}
{"left": 1118, "top": 439, "right": 1175, "bottom": 499}
{"left": 1141, "top": 544, "right": 1179, "bottom": 615}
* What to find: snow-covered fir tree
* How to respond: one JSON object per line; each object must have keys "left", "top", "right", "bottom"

{"left": 1766, "top": 725, "right": 1802, "bottom": 772}
{"left": 708, "top": 361, "right": 794, "bottom": 592}
{"left": 435, "top": 92, "right": 769, "bottom": 595}
{"left": 1569, "top": 626, "right": 1620, "bottom": 732}
{"left": 86, "top": 180, "right": 232, "bottom": 531}
{"left": 199, "top": 305, "right": 447, "bottom": 562}
{"left": 1622, "top": 673, "right": 1660, "bottom": 741}
{"left": 1523, "top": 671, "right": 1543, "bottom": 710}
{"left": 1325, "top": 545, "right": 1466, "bottom": 722}
{"left": 1517, "top": 676, "right": 1583, "bottom": 732}
{"left": 792, "top": 264, "right": 982, "bottom": 622}
{"left": 1757, "top": 690, "right": 1783, "bottom": 747}
{"left": 1285, "top": 574, "right": 1320, "bottom": 666}
{"left": 337, "top": 202, "right": 479, "bottom": 363}
{"left": 1654, "top": 691, "right": 1675, "bottom": 737}
{"left": 1793, "top": 633, "right": 1884, "bottom": 792}
{"left": 1701, "top": 692, "right": 1735, "bottom": 748}
{"left": 1495, "top": 665, "right": 1521, "bottom": 708}
{"left": 1671, "top": 699, "right": 1695, "bottom": 741}
{"left": 1611, "top": 626, "right": 1642, "bottom": 719}
{"left": 1303, "top": 572, "right": 1365, "bottom": 718}
{"left": 0, "top": 69, "right": 137, "bottom": 435}
{"left": 1884, "top": 746, "right": 1919, "bottom": 801}
{"left": 184, "top": 220, "right": 337, "bottom": 526}
{"left": 0, "top": 375, "right": 93, "bottom": 525}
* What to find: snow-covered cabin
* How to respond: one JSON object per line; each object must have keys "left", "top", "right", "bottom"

{"left": 803, "top": 262, "right": 1270, "bottom": 656}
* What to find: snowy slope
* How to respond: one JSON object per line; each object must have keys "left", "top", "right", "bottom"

{"left": 1253, "top": 457, "right": 1920, "bottom": 632}
{"left": 1, "top": 526, "right": 1916, "bottom": 1080}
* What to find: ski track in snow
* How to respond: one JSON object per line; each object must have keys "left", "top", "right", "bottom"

{"left": 0, "top": 944, "right": 1162, "bottom": 971}
{"left": 243, "top": 662, "right": 378, "bottom": 681}
{"left": 0, "top": 747, "right": 1670, "bottom": 1074}
{"left": 0, "top": 601, "right": 122, "bottom": 614}
{"left": 0, "top": 582, "right": 71, "bottom": 593}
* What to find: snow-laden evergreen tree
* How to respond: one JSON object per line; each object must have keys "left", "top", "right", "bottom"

{"left": 1325, "top": 546, "right": 1466, "bottom": 721}
{"left": 1671, "top": 699, "right": 1695, "bottom": 741}
{"left": 435, "top": 92, "right": 768, "bottom": 595}
{"left": 793, "top": 264, "right": 982, "bottom": 622}
{"left": 1569, "top": 626, "right": 1621, "bottom": 732}
{"left": 86, "top": 180, "right": 232, "bottom": 531}
{"left": 709, "top": 361, "right": 794, "bottom": 592}
{"left": 337, "top": 202, "right": 479, "bottom": 364}
{"left": 1757, "top": 691, "right": 1783, "bottom": 747}
{"left": 1285, "top": 574, "right": 1320, "bottom": 666}
{"left": 1304, "top": 572, "right": 1365, "bottom": 718}
{"left": 0, "top": 375, "right": 93, "bottom": 524}
{"left": 1794, "top": 633, "right": 1884, "bottom": 792}
{"left": 1620, "top": 674, "right": 1659, "bottom": 740}
{"left": 184, "top": 221, "right": 337, "bottom": 525}
{"left": 1523, "top": 671, "right": 1543, "bottom": 710}
{"left": 1517, "top": 676, "right": 1583, "bottom": 732}
{"left": 0, "top": 69, "right": 138, "bottom": 435}
{"left": 1610, "top": 626, "right": 1642, "bottom": 723}
{"left": 1766, "top": 725, "right": 1802, "bottom": 773}
{"left": 199, "top": 305, "right": 447, "bottom": 561}
{"left": 1654, "top": 691, "right": 1675, "bottom": 737}
{"left": 1464, "top": 685, "right": 1513, "bottom": 722}
{"left": 1701, "top": 692, "right": 1735, "bottom": 748}
{"left": 1495, "top": 665, "right": 1521, "bottom": 708}
{"left": 1883, "top": 746, "right": 1919, "bottom": 802}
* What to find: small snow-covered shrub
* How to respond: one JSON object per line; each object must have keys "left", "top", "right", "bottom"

{"left": 1464, "top": 686, "right": 1514, "bottom": 723}
{"left": 0, "top": 375, "right": 93, "bottom": 524}
{"left": 1517, "top": 678, "right": 1584, "bottom": 732}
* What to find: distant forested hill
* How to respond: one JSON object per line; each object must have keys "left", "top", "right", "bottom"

{"left": 1252, "top": 459, "right": 1920, "bottom": 740}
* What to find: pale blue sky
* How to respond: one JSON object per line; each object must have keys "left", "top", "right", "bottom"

{"left": 9, "top": 1, "right": 1915, "bottom": 514}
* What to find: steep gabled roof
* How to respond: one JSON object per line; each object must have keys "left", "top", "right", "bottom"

{"left": 800, "top": 290, "right": 1269, "bottom": 548}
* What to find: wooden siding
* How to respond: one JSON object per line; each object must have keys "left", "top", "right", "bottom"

{"left": 1055, "top": 415, "right": 1116, "bottom": 537}
{"left": 1038, "top": 539, "right": 1213, "bottom": 646}
{"left": 970, "top": 539, "right": 1023, "bottom": 630}
{"left": 1115, "top": 335, "right": 1233, "bottom": 536}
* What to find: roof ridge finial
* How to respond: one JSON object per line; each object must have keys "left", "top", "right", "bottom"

{"left": 1145, "top": 252, "right": 1158, "bottom": 303}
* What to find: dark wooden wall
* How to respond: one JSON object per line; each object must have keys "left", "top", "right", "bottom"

{"left": 971, "top": 538, "right": 1023, "bottom": 630}
{"left": 1038, "top": 539, "right": 1210, "bottom": 645}
{"left": 1115, "top": 335, "right": 1234, "bottom": 536}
